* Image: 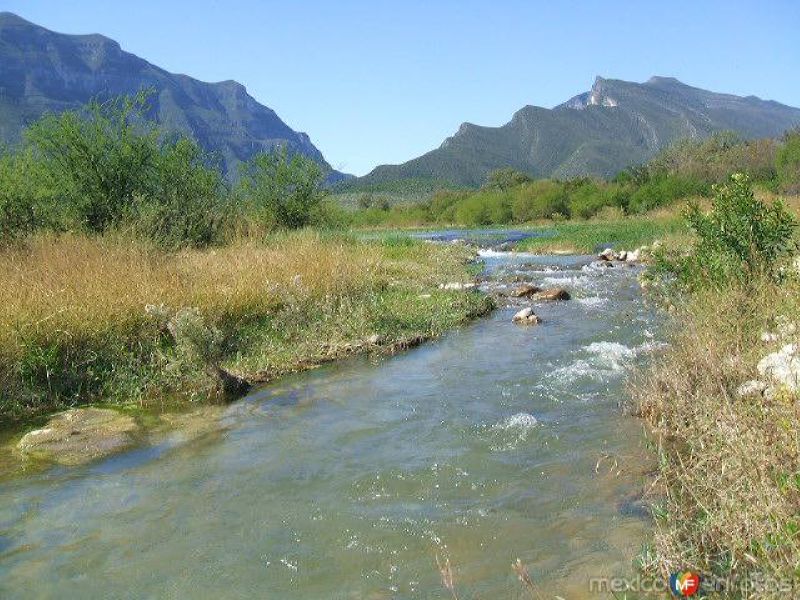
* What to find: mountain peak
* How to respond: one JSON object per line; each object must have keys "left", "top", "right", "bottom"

{"left": 0, "top": 12, "right": 347, "bottom": 182}
{"left": 359, "top": 76, "right": 800, "bottom": 187}
{"left": 646, "top": 75, "right": 684, "bottom": 86}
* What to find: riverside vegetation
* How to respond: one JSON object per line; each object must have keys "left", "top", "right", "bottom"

{"left": 0, "top": 93, "right": 489, "bottom": 425}
{"left": 632, "top": 173, "right": 800, "bottom": 595}
{"left": 342, "top": 131, "right": 800, "bottom": 247}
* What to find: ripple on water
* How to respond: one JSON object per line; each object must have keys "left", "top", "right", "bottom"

{"left": 484, "top": 412, "right": 539, "bottom": 452}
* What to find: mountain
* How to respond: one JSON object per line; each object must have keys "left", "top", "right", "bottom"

{"left": 0, "top": 12, "right": 349, "bottom": 182}
{"left": 353, "top": 76, "right": 800, "bottom": 188}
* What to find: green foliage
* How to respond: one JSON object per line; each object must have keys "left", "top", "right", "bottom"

{"left": 25, "top": 90, "right": 160, "bottom": 232}
{"left": 128, "top": 137, "right": 229, "bottom": 248}
{"left": 651, "top": 174, "right": 796, "bottom": 290}
{"left": 484, "top": 168, "right": 532, "bottom": 190}
{"left": 627, "top": 174, "right": 709, "bottom": 213}
{"left": 566, "top": 180, "right": 616, "bottom": 219}
{"left": 776, "top": 129, "right": 800, "bottom": 193}
{"left": 238, "top": 146, "right": 325, "bottom": 229}
{"left": 510, "top": 180, "right": 569, "bottom": 221}
{"left": 0, "top": 150, "right": 62, "bottom": 242}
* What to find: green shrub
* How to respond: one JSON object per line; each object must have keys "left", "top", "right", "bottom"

{"left": 651, "top": 173, "right": 796, "bottom": 290}
{"left": 567, "top": 181, "right": 615, "bottom": 219}
{"left": 483, "top": 168, "right": 532, "bottom": 190}
{"left": 128, "top": 137, "right": 229, "bottom": 248}
{"left": 627, "top": 174, "right": 709, "bottom": 213}
{"left": 453, "top": 191, "right": 512, "bottom": 225}
{"left": 237, "top": 146, "right": 325, "bottom": 229}
{"left": 776, "top": 129, "right": 800, "bottom": 193}
{"left": 510, "top": 180, "right": 569, "bottom": 221}
{"left": 0, "top": 150, "right": 63, "bottom": 242}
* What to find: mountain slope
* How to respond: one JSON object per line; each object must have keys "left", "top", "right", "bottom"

{"left": 354, "top": 76, "right": 800, "bottom": 188}
{"left": 0, "top": 12, "right": 348, "bottom": 181}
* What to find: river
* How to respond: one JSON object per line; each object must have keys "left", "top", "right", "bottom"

{"left": 0, "top": 240, "right": 660, "bottom": 598}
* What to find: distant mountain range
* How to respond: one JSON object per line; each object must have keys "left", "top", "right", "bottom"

{"left": 0, "top": 12, "right": 350, "bottom": 182}
{"left": 351, "top": 76, "right": 800, "bottom": 188}
{"left": 2, "top": 11, "right": 799, "bottom": 191}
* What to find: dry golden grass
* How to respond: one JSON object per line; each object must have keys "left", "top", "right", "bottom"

{"left": 0, "top": 231, "right": 467, "bottom": 354}
{"left": 0, "top": 230, "right": 486, "bottom": 422}
{"left": 632, "top": 277, "right": 800, "bottom": 595}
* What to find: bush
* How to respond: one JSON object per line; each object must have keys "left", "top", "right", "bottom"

{"left": 651, "top": 173, "right": 796, "bottom": 290}
{"left": 567, "top": 180, "right": 615, "bottom": 219}
{"left": 0, "top": 151, "right": 63, "bottom": 242}
{"left": 484, "top": 168, "right": 532, "bottom": 190}
{"left": 128, "top": 137, "right": 229, "bottom": 248}
{"left": 237, "top": 146, "right": 325, "bottom": 229}
{"left": 510, "top": 180, "right": 569, "bottom": 221}
{"left": 453, "top": 191, "right": 512, "bottom": 225}
{"left": 25, "top": 91, "right": 160, "bottom": 232}
{"left": 627, "top": 174, "right": 709, "bottom": 213}
{"left": 776, "top": 129, "right": 800, "bottom": 194}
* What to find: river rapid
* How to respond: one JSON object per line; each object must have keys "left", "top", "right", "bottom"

{"left": 0, "top": 236, "right": 661, "bottom": 598}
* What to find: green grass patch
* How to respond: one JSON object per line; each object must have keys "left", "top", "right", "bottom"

{"left": 514, "top": 216, "right": 687, "bottom": 254}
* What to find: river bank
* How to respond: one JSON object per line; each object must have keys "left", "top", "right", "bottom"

{"left": 0, "top": 230, "right": 491, "bottom": 430}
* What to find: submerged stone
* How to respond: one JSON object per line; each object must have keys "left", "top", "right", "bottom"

{"left": 509, "top": 283, "right": 542, "bottom": 298}
{"left": 533, "top": 288, "right": 571, "bottom": 301}
{"left": 17, "top": 408, "right": 140, "bottom": 466}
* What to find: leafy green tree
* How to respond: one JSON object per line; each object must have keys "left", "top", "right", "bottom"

{"left": 131, "top": 137, "right": 228, "bottom": 248}
{"left": 237, "top": 146, "right": 325, "bottom": 229}
{"left": 25, "top": 90, "right": 160, "bottom": 231}
{"left": 357, "top": 193, "right": 374, "bottom": 210}
{"left": 484, "top": 168, "right": 532, "bottom": 191}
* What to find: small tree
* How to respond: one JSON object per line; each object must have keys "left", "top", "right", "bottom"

{"left": 357, "top": 193, "right": 374, "bottom": 210}
{"left": 131, "top": 137, "right": 228, "bottom": 248}
{"left": 484, "top": 168, "right": 532, "bottom": 191}
{"left": 25, "top": 90, "right": 160, "bottom": 231}
{"left": 237, "top": 146, "right": 324, "bottom": 229}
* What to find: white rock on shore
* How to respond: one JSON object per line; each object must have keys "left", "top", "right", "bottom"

{"left": 757, "top": 343, "right": 800, "bottom": 394}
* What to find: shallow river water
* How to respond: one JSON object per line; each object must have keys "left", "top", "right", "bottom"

{"left": 0, "top": 244, "right": 661, "bottom": 599}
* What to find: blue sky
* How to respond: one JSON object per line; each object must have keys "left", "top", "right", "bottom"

{"left": 4, "top": 1, "right": 799, "bottom": 175}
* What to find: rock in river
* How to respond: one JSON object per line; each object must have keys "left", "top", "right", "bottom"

{"left": 599, "top": 248, "right": 616, "bottom": 261}
{"left": 509, "top": 283, "right": 542, "bottom": 298}
{"left": 512, "top": 307, "right": 541, "bottom": 325}
{"left": 17, "top": 408, "right": 140, "bottom": 466}
{"left": 533, "top": 288, "right": 571, "bottom": 301}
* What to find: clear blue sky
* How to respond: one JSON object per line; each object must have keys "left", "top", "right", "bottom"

{"left": 4, "top": 0, "right": 799, "bottom": 175}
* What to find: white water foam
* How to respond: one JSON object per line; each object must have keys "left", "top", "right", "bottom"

{"left": 546, "top": 340, "right": 668, "bottom": 387}
{"left": 576, "top": 296, "right": 608, "bottom": 309}
{"left": 487, "top": 412, "right": 539, "bottom": 451}
{"left": 477, "top": 249, "right": 539, "bottom": 258}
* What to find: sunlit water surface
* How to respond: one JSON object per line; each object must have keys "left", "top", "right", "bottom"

{"left": 0, "top": 246, "right": 660, "bottom": 598}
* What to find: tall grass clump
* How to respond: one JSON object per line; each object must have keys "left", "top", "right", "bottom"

{"left": 633, "top": 173, "right": 800, "bottom": 595}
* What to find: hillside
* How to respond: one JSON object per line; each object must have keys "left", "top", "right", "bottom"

{"left": 0, "top": 12, "right": 348, "bottom": 181}
{"left": 351, "top": 76, "right": 800, "bottom": 188}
